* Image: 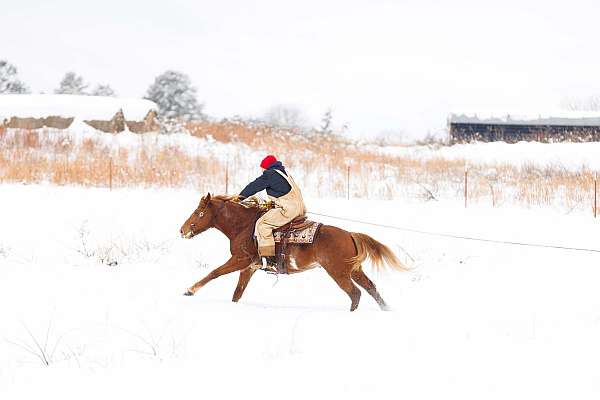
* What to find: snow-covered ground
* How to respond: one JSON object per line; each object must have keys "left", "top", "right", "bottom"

{"left": 2, "top": 184, "right": 600, "bottom": 399}
{"left": 0, "top": 127, "right": 258, "bottom": 163}
{"left": 380, "top": 141, "right": 600, "bottom": 171}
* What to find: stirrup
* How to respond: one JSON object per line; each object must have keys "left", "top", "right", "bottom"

{"left": 260, "top": 257, "right": 278, "bottom": 274}
{"left": 262, "top": 256, "right": 276, "bottom": 267}
{"left": 260, "top": 256, "right": 285, "bottom": 274}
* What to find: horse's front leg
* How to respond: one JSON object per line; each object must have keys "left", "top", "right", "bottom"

{"left": 184, "top": 256, "right": 251, "bottom": 296}
{"left": 232, "top": 266, "right": 258, "bottom": 302}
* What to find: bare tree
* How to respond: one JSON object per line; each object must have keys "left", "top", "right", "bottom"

{"left": 91, "top": 84, "right": 116, "bottom": 97}
{"left": 55, "top": 72, "right": 88, "bottom": 95}
{"left": 0, "top": 60, "right": 29, "bottom": 94}
{"left": 316, "top": 108, "right": 333, "bottom": 135}
{"left": 415, "top": 131, "right": 446, "bottom": 146}
{"left": 372, "top": 129, "right": 406, "bottom": 145}
{"left": 263, "top": 104, "right": 307, "bottom": 129}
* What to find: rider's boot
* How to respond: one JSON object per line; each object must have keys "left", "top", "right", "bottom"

{"left": 261, "top": 256, "right": 277, "bottom": 270}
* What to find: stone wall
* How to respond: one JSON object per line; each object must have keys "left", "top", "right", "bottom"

{"left": 1, "top": 109, "right": 159, "bottom": 133}
{"left": 3, "top": 116, "right": 74, "bottom": 130}
{"left": 126, "top": 110, "right": 160, "bottom": 133}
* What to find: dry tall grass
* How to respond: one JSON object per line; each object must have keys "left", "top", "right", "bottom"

{"left": 0, "top": 123, "right": 597, "bottom": 215}
{"left": 0, "top": 129, "right": 224, "bottom": 191}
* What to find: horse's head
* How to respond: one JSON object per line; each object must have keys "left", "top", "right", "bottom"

{"left": 180, "top": 193, "right": 218, "bottom": 239}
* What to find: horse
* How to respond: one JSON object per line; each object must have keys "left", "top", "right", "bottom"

{"left": 179, "top": 193, "right": 408, "bottom": 311}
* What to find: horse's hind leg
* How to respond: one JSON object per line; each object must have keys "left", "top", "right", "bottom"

{"left": 323, "top": 263, "right": 362, "bottom": 311}
{"left": 232, "top": 266, "right": 257, "bottom": 303}
{"left": 351, "top": 267, "right": 389, "bottom": 311}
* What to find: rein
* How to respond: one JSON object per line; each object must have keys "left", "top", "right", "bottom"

{"left": 235, "top": 196, "right": 278, "bottom": 211}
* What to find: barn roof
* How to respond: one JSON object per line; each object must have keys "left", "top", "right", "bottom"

{"left": 0, "top": 94, "right": 157, "bottom": 121}
{"left": 449, "top": 110, "right": 600, "bottom": 127}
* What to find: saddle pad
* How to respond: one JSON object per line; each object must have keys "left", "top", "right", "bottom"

{"left": 274, "top": 221, "right": 322, "bottom": 244}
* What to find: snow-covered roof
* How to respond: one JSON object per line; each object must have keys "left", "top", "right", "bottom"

{"left": 449, "top": 110, "right": 600, "bottom": 127}
{"left": 0, "top": 94, "right": 157, "bottom": 121}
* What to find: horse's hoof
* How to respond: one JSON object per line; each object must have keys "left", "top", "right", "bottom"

{"left": 183, "top": 290, "right": 194, "bottom": 296}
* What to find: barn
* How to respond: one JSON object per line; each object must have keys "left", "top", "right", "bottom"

{"left": 448, "top": 111, "right": 600, "bottom": 144}
{"left": 0, "top": 94, "right": 159, "bottom": 133}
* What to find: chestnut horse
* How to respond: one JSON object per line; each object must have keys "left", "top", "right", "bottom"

{"left": 179, "top": 193, "right": 407, "bottom": 311}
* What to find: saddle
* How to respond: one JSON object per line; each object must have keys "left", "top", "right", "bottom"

{"left": 273, "top": 216, "right": 318, "bottom": 243}
{"left": 256, "top": 215, "right": 322, "bottom": 275}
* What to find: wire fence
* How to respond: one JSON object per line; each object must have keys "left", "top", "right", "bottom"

{"left": 308, "top": 211, "right": 600, "bottom": 254}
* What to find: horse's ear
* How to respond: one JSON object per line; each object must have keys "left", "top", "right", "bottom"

{"left": 206, "top": 193, "right": 211, "bottom": 201}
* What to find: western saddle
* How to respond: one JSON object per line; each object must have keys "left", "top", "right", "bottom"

{"left": 262, "top": 215, "right": 321, "bottom": 275}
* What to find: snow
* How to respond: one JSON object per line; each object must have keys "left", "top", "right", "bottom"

{"left": 378, "top": 140, "right": 600, "bottom": 171}
{"left": 1, "top": 184, "right": 600, "bottom": 399}
{"left": 0, "top": 94, "right": 157, "bottom": 121}
{"left": 449, "top": 110, "right": 600, "bottom": 126}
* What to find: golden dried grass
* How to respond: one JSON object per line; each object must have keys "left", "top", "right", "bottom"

{"left": 0, "top": 125, "right": 598, "bottom": 214}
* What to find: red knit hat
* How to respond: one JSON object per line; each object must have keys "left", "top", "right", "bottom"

{"left": 260, "top": 155, "right": 278, "bottom": 169}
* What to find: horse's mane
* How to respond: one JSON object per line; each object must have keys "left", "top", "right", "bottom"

{"left": 212, "top": 194, "right": 238, "bottom": 202}
{"left": 204, "top": 194, "right": 264, "bottom": 210}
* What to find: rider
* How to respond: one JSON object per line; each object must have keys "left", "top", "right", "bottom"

{"left": 239, "top": 155, "right": 307, "bottom": 269}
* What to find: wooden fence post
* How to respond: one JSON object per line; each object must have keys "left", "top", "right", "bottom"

{"left": 464, "top": 169, "right": 468, "bottom": 208}
{"left": 109, "top": 157, "right": 112, "bottom": 191}
{"left": 347, "top": 165, "right": 350, "bottom": 200}
{"left": 595, "top": 173, "right": 597, "bottom": 219}
{"left": 64, "top": 155, "right": 69, "bottom": 185}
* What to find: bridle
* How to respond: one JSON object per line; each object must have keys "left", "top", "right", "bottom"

{"left": 189, "top": 198, "right": 227, "bottom": 236}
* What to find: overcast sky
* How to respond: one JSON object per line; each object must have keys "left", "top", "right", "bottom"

{"left": 2, "top": 0, "right": 600, "bottom": 139}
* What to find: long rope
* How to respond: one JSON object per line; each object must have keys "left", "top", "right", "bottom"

{"left": 307, "top": 211, "right": 600, "bottom": 254}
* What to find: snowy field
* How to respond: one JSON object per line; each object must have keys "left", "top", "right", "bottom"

{"left": 2, "top": 184, "right": 600, "bottom": 399}
{"left": 381, "top": 140, "right": 600, "bottom": 171}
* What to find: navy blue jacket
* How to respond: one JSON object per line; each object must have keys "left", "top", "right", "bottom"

{"left": 239, "top": 161, "right": 292, "bottom": 198}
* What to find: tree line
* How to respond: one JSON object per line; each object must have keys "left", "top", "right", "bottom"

{"left": 0, "top": 59, "right": 339, "bottom": 133}
{"left": 0, "top": 60, "right": 204, "bottom": 122}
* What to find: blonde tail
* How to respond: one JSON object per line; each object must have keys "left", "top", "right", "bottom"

{"left": 349, "top": 232, "right": 408, "bottom": 272}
